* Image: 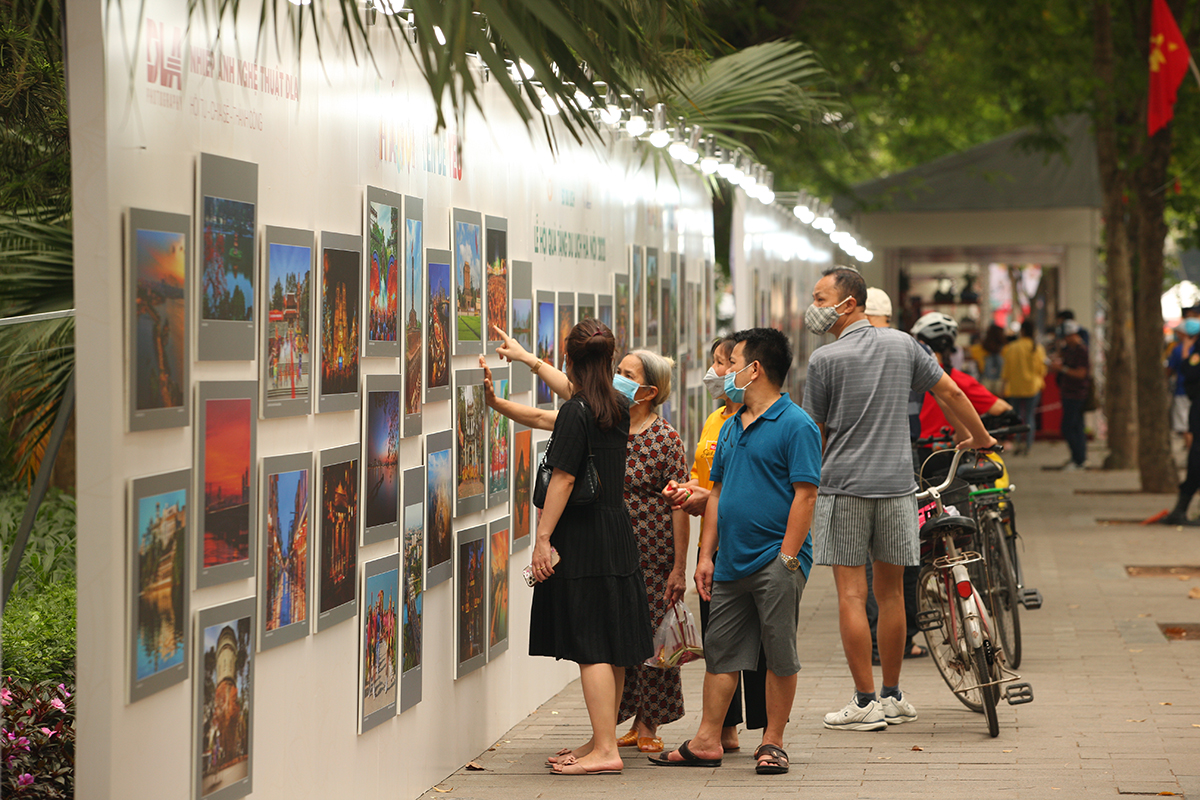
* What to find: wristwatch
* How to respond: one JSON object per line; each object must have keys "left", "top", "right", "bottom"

{"left": 779, "top": 551, "right": 800, "bottom": 572}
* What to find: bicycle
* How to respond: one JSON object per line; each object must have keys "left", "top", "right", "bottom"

{"left": 913, "top": 447, "right": 1034, "bottom": 737}
{"left": 916, "top": 424, "right": 1042, "bottom": 670}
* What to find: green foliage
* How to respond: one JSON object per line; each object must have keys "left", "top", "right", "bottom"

{"left": 1, "top": 579, "right": 76, "bottom": 684}
{"left": 0, "top": 488, "right": 76, "bottom": 597}
{"left": 1, "top": 678, "right": 75, "bottom": 798}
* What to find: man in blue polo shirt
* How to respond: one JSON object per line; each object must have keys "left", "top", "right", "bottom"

{"left": 651, "top": 328, "right": 821, "bottom": 776}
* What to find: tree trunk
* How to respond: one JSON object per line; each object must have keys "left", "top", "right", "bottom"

{"left": 1133, "top": 127, "right": 1177, "bottom": 493}
{"left": 1093, "top": 0, "right": 1137, "bottom": 469}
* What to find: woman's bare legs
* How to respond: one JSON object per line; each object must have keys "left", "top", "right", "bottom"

{"left": 552, "top": 664, "right": 625, "bottom": 773}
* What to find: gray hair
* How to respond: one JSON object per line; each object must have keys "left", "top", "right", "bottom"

{"left": 629, "top": 349, "right": 674, "bottom": 409}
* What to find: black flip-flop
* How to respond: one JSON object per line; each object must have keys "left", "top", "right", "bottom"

{"left": 904, "top": 644, "right": 929, "bottom": 659}
{"left": 754, "top": 744, "right": 789, "bottom": 775}
{"left": 648, "top": 740, "right": 722, "bottom": 768}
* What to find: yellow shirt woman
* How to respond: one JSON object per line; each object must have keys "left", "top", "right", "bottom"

{"left": 690, "top": 404, "right": 736, "bottom": 546}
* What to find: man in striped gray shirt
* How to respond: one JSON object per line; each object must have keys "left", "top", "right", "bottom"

{"left": 802, "top": 267, "right": 995, "bottom": 731}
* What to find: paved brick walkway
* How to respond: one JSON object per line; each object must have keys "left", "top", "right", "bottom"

{"left": 420, "top": 443, "right": 1200, "bottom": 799}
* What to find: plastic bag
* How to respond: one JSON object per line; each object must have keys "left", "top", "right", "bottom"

{"left": 644, "top": 600, "right": 704, "bottom": 669}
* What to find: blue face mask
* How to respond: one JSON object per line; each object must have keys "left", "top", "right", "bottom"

{"left": 1185, "top": 318, "right": 1200, "bottom": 336}
{"left": 612, "top": 373, "right": 643, "bottom": 404}
{"left": 723, "top": 363, "right": 754, "bottom": 404}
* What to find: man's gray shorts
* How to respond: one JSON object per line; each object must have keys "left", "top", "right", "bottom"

{"left": 812, "top": 493, "right": 920, "bottom": 567}
{"left": 705, "top": 556, "right": 806, "bottom": 677}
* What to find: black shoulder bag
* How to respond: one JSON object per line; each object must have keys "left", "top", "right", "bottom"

{"left": 533, "top": 400, "right": 602, "bottom": 509}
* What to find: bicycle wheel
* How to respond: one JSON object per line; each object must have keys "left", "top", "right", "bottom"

{"left": 974, "top": 645, "right": 1000, "bottom": 737}
{"left": 917, "top": 566, "right": 983, "bottom": 712}
{"left": 992, "top": 522, "right": 1022, "bottom": 668}
{"left": 979, "top": 517, "right": 1021, "bottom": 669}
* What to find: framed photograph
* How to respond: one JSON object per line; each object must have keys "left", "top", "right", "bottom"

{"left": 261, "top": 226, "right": 314, "bottom": 419}
{"left": 128, "top": 469, "right": 189, "bottom": 704}
{"left": 454, "top": 523, "right": 487, "bottom": 679}
{"left": 451, "top": 208, "right": 483, "bottom": 355}
{"left": 597, "top": 293, "right": 613, "bottom": 335}
{"left": 631, "top": 245, "right": 643, "bottom": 348}
{"left": 509, "top": 260, "right": 534, "bottom": 395}
{"left": 453, "top": 368, "right": 487, "bottom": 517}
{"left": 646, "top": 247, "right": 659, "bottom": 349}
{"left": 362, "top": 375, "right": 401, "bottom": 545}
{"left": 535, "top": 291, "right": 556, "bottom": 409}
{"left": 259, "top": 453, "right": 311, "bottom": 652}
{"left": 511, "top": 424, "right": 532, "bottom": 552}
{"left": 400, "top": 465, "right": 424, "bottom": 712}
{"left": 488, "top": 517, "right": 510, "bottom": 660}
{"left": 557, "top": 292, "right": 575, "bottom": 376}
{"left": 577, "top": 292, "right": 595, "bottom": 322}
{"left": 487, "top": 366, "right": 510, "bottom": 508}
{"left": 317, "top": 443, "right": 359, "bottom": 632}
{"left": 613, "top": 273, "right": 629, "bottom": 362}
{"left": 359, "top": 554, "right": 399, "bottom": 733}
{"left": 318, "top": 231, "right": 362, "bottom": 413}
{"left": 195, "top": 382, "right": 257, "bottom": 589}
{"left": 691, "top": 281, "right": 703, "bottom": 362}
{"left": 127, "top": 208, "right": 190, "bottom": 432}
{"left": 663, "top": 252, "right": 678, "bottom": 358}
{"left": 485, "top": 216, "right": 508, "bottom": 351}
{"left": 197, "top": 153, "right": 257, "bottom": 362}
{"left": 403, "top": 197, "right": 424, "bottom": 436}
{"left": 424, "top": 430, "right": 454, "bottom": 588}
{"left": 424, "top": 248, "right": 452, "bottom": 404}
{"left": 364, "top": 187, "right": 402, "bottom": 358}
{"left": 194, "top": 597, "right": 254, "bottom": 800}
{"left": 705, "top": 260, "right": 714, "bottom": 344}
{"left": 533, "top": 438, "right": 548, "bottom": 540}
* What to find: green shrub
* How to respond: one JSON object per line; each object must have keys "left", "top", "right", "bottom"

{"left": 0, "top": 489, "right": 76, "bottom": 598}
{"left": 2, "top": 579, "right": 75, "bottom": 684}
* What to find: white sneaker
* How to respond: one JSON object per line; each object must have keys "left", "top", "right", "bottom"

{"left": 823, "top": 697, "right": 887, "bottom": 731}
{"left": 879, "top": 693, "right": 918, "bottom": 725}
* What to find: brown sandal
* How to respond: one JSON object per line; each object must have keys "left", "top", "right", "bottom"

{"left": 754, "top": 744, "right": 789, "bottom": 775}
{"left": 616, "top": 730, "right": 639, "bottom": 748}
{"left": 637, "top": 736, "right": 663, "bottom": 752}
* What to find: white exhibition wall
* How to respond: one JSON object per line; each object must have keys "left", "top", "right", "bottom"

{"left": 66, "top": 3, "right": 834, "bottom": 799}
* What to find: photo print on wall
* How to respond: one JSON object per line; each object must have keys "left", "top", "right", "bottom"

{"left": 557, "top": 292, "right": 575, "bottom": 379}
{"left": 453, "top": 368, "right": 487, "bottom": 517}
{"left": 487, "top": 366, "right": 509, "bottom": 508}
{"left": 197, "top": 153, "right": 257, "bottom": 362}
{"left": 511, "top": 424, "right": 532, "bottom": 552}
{"left": 259, "top": 453, "right": 311, "bottom": 652}
{"left": 630, "top": 245, "right": 643, "bottom": 348}
{"left": 577, "top": 293, "right": 595, "bottom": 322}
{"left": 127, "top": 469, "right": 189, "bottom": 703}
{"left": 488, "top": 517, "right": 510, "bottom": 660}
{"left": 261, "top": 226, "right": 314, "bottom": 419}
{"left": 359, "top": 554, "right": 399, "bottom": 733}
{"left": 195, "top": 382, "right": 257, "bottom": 589}
{"left": 535, "top": 291, "right": 555, "bottom": 409}
{"left": 425, "top": 248, "right": 452, "bottom": 404}
{"left": 455, "top": 524, "right": 487, "bottom": 679}
{"left": 451, "top": 208, "right": 483, "bottom": 355}
{"left": 663, "top": 253, "right": 677, "bottom": 358}
{"left": 613, "top": 273, "right": 629, "bottom": 362}
{"left": 317, "top": 443, "right": 359, "bottom": 631}
{"left": 403, "top": 197, "right": 424, "bottom": 435}
{"left": 365, "top": 187, "right": 403, "bottom": 358}
{"left": 646, "top": 247, "right": 659, "bottom": 349}
{"left": 362, "top": 375, "right": 401, "bottom": 545}
{"left": 485, "top": 216, "right": 507, "bottom": 348}
{"left": 597, "top": 293, "right": 613, "bottom": 336}
{"left": 533, "top": 438, "right": 548, "bottom": 540}
{"left": 509, "top": 260, "right": 533, "bottom": 394}
{"left": 400, "top": 464, "right": 424, "bottom": 712}
{"left": 318, "top": 231, "right": 362, "bottom": 413}
{"left": 127, "top": 209, "right": 190, "bottom": 432}
{"left": 424, "top": 430, "right": 454, "bottom": 588}
{"left": 194, "top": 597, "right": 254, "bottom": 800}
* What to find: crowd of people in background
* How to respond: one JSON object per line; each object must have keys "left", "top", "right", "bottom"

{"left": 486, "top": 267, "right": 1118, "bottom": 778}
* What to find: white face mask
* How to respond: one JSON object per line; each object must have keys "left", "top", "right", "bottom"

{"left": 702, "top": 366, "right": 726, "bottom": 400}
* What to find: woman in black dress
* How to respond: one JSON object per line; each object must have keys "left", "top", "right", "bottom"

{"left": 488, "top": 319, "right": 653, "bottom": 775}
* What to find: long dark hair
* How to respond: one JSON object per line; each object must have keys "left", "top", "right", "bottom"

{"left": 566, "top": 318, "right": 624, "bottom": 431}
{"left": 982, "top": 324, "right": 1006, "bottom": 354}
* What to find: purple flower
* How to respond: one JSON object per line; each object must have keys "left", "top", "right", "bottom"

{"left": 17, "top": 773, "right": 35, "bottom": 786}
{"left": 49, "top": 698, "right": 65, "bottom": 711}
{"left": 0, "top": 688, "right": 11, "bottom": 706}
{"left": 56, "top": 684, "right": 70, "bottom": 699}
{"left": 40, "top": 727, "right": 57, "bottom": 738}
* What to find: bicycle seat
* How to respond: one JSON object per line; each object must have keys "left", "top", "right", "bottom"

{"left": 919, "top": 514, "right": 977, "bottom": 539}
{"left": 957, "top": 460, "right": 1003, "bottom": 484}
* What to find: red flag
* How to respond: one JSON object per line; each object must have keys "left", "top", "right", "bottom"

{"left": 1149, "top": 0, "right": 1191, "bottom": 136}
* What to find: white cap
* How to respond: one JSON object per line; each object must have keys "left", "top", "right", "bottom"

{"left": 865, "top": 287, "right": 892, "bottom": 318}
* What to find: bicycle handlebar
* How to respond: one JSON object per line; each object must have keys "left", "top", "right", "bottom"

{"left": 915, "top": 448, "right": 970, "bottom": 501}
